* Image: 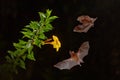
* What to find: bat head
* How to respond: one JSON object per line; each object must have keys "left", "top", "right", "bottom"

{"left": 69, "top": 50, "right": 80, "bottom": 63}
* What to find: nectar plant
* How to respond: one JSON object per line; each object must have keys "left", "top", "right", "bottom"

{"left": 1, "top": 9, "right": 60, "bottom": 74}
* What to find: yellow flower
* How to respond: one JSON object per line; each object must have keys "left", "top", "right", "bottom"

{"left": 44, "top": 35, "right": 61, "bottom": 52}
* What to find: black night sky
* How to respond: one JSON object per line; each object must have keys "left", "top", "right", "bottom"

{"left": 0, "top": 0, "right": 120, "bottom": 80}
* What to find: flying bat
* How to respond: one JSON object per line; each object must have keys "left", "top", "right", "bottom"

{"left": 54, "top": 41, "right": 90, "bottom": 70}
{"left": 73, "top": 15, "right": 97, "bottom": 33}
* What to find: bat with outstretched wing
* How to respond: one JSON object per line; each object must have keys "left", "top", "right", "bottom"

{"left": 73, "top": 15, "right": 97, "bottom": 33}
{"left": 54, "top": 41, "right": 90, "bottom": 70}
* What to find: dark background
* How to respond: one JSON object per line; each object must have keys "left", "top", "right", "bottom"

{"left": 0, "top": 0, "right": 120, "bottom": 80}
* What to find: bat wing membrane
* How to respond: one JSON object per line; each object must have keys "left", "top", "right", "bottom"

{"left": 73, "top": 23, "right": 94, "bottom": 33}
{"left": 78, "top": 41, "right": 90, "bottom": 60}
{"left": 54, "top": 58, "right": 78, "bottom": 70}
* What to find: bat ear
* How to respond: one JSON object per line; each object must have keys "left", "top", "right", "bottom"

{"left": 69, "top": 50, "right": 71, "bottom": 53}
{"left": 69, "top": 50, "right": 75, "bottom": 56}
{"left": 69, "top": 50, "right": 74, "bottom": 54}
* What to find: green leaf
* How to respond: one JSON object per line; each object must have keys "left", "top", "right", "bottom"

{"left": 21, "top": 31, "right": 34, "bottom": 39}
{"left": 19, "top": 49, "right": 26, "bottom": 56}
{"left": 29, "top": 21, "right": 40, "bottom": 30}
{"left": 28, "top": 45, "right": 33, "bottom": 54}
{"left": 13, "top": 40, "right": 27, "bottom": 49}
{"left": 25, "top": 25, "right": 34, "bottom": 30}
{"left": 26, "top": 41, "right": 32, "bottom": 49}
{"left": 44, "top": 24, "right": 53, "bottom": 32}
{"left": 33, "top": 37, "right": 41, "bottom": 47}
{"left": 47, "top": 16, "right": 58, "bottom": 23}
{"left": 38, "top": 12, "right": 46, "bottom": 22}
{"left": 5, "top": 56, "right": 12, "bottom": 63}
{"left": 22, "top": 28, "right": 33, "bottom": 37}
{"left": 27, "top": 51, "right": 36, "bottom": 61}
{"left": 39, "top": 33, "right": 47, "bottom": 40}
{"left": 22, "top": 28, "right": 32, "bottom": 32}
{"left": 19, "top": 40, "right": 27, "bottom": 45}
{"left": 39, "top": 27, "right": 44, "bottom": 33}
{"left": 21, "top": 54, "right": 27, "bottom": 61}
{"left": 19, "top": 59, "right": 26, "bottom": 69}
{"left": 13, "top": 43, "right": 24, "bottom": 49}
{"left": 9, "top": 49, "right": 26, "bottom": 58}
{"left": 46, "top": 9, "right": 52, "bottom": 18}
{"left": 8, "top": 50, "right": 15, "bottom": 59}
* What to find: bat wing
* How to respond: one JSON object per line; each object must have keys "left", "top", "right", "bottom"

{"left": 73, "top": 23, "right": 94, "bottom": 33}
{"left": 77, "top": 41, "right": 90, "bottom": 61}
{"left": 54, "top": 58, "right": 79, "bottom": 70}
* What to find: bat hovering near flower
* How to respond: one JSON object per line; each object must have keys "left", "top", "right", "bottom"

{"left": 73, "top": 15, "right": 97, "bottom": 33}
{"left": 54, "top": 41, "right": 90, "bottom": 70}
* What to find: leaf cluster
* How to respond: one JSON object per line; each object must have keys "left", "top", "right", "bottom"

{"left": 1, "top": 9, "right": 58, "bottom": 74}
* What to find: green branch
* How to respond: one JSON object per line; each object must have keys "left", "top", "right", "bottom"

{"left": 0, "top": 9, "right": 58, "bottom": 76}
